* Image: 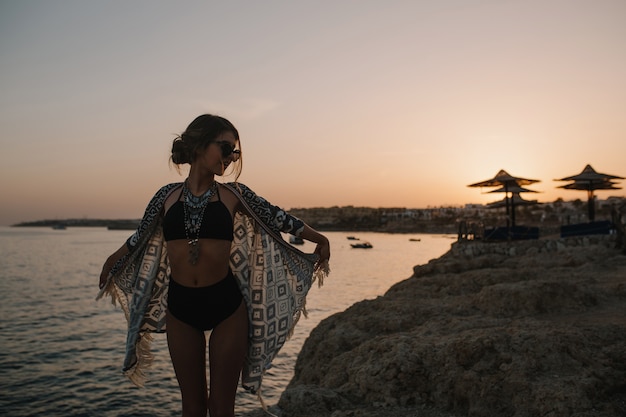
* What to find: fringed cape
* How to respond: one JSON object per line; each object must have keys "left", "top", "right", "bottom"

{"left": 96, "top": 182, "right": 328, "bottom": 395}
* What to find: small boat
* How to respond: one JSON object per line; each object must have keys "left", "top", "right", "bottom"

{"left": 346, "top": 236, "right": 359, "bottom": 240}
{"left": 351, "top": 242, "right": 373, "bottom": 249}
{"left": 409, "top": 238, "right": 421, "bottom": 242}
{"left": 289, "top": 236, "right": 304, "bottom": 245}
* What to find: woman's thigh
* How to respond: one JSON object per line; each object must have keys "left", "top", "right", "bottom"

{"left": 166, "top": 311, "right": 208, "bottom": 407}
{"left": 208, "top": 301, "right": 249, "bottom": 404}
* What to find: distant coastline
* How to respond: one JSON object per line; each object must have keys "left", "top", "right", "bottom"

{"left": 10, "top": 217, "right": 455, "bottom": 234}
{"left": 11, "top": 197, "right": 624, "bottom": 235}
{"left": 12, "top": 219, "right": 141, "bottom": 230}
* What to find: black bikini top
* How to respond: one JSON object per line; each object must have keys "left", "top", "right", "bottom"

{"left": 163, "top": 186, "right": 233, "bottom": 242}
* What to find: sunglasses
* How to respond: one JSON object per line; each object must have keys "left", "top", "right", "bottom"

{"left": 215, "top": 141, "right": 241, "bottom": 161}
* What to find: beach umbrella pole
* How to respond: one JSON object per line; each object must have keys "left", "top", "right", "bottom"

{"left": 510, "top": 193, "right": 517, "bottom": 228}
{"left": 588, "top": 189, "right": 595, "bottom": 222}
{"left": 505, "top": 188, "right": 511, "bottom": 229}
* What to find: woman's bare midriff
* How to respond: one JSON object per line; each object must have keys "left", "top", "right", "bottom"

{"left": 166, "top": 239, "right": 233, "bottom": 287}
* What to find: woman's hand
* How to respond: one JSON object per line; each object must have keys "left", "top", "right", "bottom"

{"left": 99, "top": 244, "right": 129, "bottom": 289}
{"left": 99, "top": 258, "right": 115, "bottom": 289}
{"left": 313, "top": 237, "right": 330, "bottom": 271}
{"left": 300, "top": 224, "right": 330, "bottom": 271}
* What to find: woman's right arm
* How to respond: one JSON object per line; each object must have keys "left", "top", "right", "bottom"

{"left": 98, "top": 183, "right": 182, "bottom": 290}
{"left": 99, "top": 244, "right": 130, "bottom": 289}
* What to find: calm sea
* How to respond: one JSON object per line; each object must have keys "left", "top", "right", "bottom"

{"left": 0, "top": 227, "right": 454, "bottom": 416}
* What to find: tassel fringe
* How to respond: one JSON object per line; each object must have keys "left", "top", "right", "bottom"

{"left": 97, "top": 281, "right": 154, "bottom": 388}
{"left": 257, "top": 387, "right": 279, "bottom": 417}
{"left": 314, "top": 259, "right": 330, "bottom": 288}
{"left": 124, "top": 332, "right": 154, "bottom": 387}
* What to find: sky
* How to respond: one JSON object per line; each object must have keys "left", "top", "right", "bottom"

{"left": 1, "top": 0, "right": 625, "bottom": 226}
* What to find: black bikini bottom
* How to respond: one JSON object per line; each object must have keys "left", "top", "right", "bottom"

{"left": 167, "top": 270, "right": 243, "bottom": 331}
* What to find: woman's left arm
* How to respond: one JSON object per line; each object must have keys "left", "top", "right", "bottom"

{"left": 228, "top": 182, "right": 330, "bottom": 266}
{"left": 300, "top": 224, "right": 331, "bottom": 268}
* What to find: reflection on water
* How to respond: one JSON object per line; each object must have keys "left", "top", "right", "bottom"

{"left": 0, "top": 227, "right": 453, "bottom": 416}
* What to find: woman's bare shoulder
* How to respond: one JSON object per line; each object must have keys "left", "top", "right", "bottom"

{"left": 220, "top": 182, "right": 246, "bottom": 213}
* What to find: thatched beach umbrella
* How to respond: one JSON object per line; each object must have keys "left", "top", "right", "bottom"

{"left": 487, "top": 192, "right": 539, "bottom": 209}
{"left": 487, "top": 184, "right": 539, "bottom": 195}
{"left": 469, "top": 169, "right": 540, "bottom": 227}
{"left": 555, "top": 164, "right": 624, "bottom": 221}
{"left": 486, "top": 185, "right": 539, "bottom": 225}
{"left": 469, "top": 169, "right": 540, "bottom": 188}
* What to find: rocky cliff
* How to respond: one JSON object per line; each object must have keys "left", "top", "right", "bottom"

{"left": 276, "top": 236, "right": 626, "bottom": 417}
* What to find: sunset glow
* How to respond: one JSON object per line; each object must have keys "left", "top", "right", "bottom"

{"left": 1, "top": 1, "right": 624, "bottom": 225}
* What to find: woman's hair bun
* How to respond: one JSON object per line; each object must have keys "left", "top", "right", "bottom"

{"left": 171, "top": 135, "right": 190, "bottom": 165}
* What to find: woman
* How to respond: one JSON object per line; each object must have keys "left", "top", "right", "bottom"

{"left": 98, "top": 114, "right": 330, "bottom": 417}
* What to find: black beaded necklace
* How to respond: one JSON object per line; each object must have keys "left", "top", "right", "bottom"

{"left": 182, "top": 180, "right": 217, "bottom": 265}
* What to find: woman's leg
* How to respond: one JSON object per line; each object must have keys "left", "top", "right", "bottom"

{"left": 167, "top": 310, "right": 209, "bottom": 417}
{"left": 207, "top": 300, "right": 249, "bottom": 417}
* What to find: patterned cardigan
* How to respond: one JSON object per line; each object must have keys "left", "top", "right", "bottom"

{"left": 96, "top": 182, "right": 328, "bottom": 395}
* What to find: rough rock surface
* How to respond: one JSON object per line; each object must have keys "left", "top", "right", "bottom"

{"left": 275, "top": 236, "right": 626, "bottom": 417}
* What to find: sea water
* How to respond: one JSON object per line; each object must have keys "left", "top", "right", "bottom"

{"left": 0, "top": 227, "right": 454, "bottom": 416}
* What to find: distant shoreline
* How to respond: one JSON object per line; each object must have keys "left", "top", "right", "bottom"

{"left": 10, "top": 218, "right": 459, "bottom": 234}
{"left": 11, "top": 219, "right": 141, "bottom": 230}
{"left": 10, "top": 196, "right": 623, "bottom": 235}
